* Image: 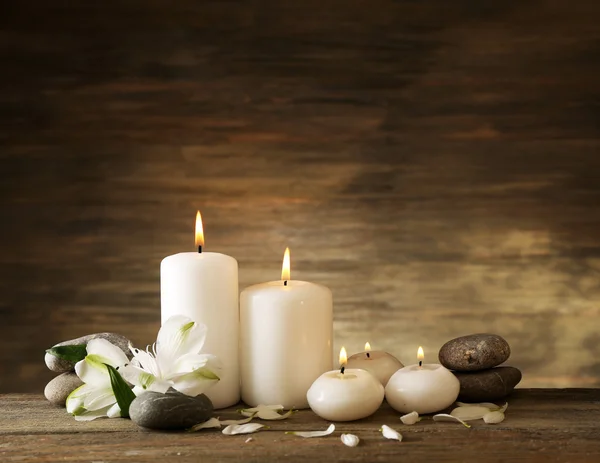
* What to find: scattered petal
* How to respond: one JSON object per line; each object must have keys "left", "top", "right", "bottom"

{"left": 456, "top": 401, "right": 500, "bottom": 409}
{"left": 400, "top": 411, "right": 420, "bottom": 425}
{"left": 380, "top": 425, "right": 402, "bottom": 441}
{"left": 240, "top": 404, "right": 294, "bottom": 420}
{"left": 433, "top": 414, "right": 471, "bottom": 428}
{"left": 220, "top": 416, "right": 255, "bottom": 425}
{"left": 222, "top": 423, "right": 267, "bottom": 435}
{"left": 483, "top": 411, "right": 505, "bottom": 424}
{"left": 189, "top": 417, "right": 222, "bottom": 431}
{"left": 499, "top": 403, "right": 509, "bottom": 413}
{"left": 450, "top": 406, "right": 492, "bottom": 421}
{"left": 341, "top": 434, "right": 360, "bottom": 447}
{"left": 245, "top": 437, "right": 254, "bottom": 443}
{"left": 286, "top": 424, "right": 335, "bottom": 438}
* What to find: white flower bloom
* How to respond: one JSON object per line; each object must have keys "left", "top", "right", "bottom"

{"left": 120, "top": 315, "right": 220, "bottom": 397}
{"left": 341, "top": 434, "right": 360, "bottom": 447}
{"left": 66, "top": 338, "right": 130, "bottom": 421}
{"left": 380, "top": 425, "right": 403, "bottom": 441}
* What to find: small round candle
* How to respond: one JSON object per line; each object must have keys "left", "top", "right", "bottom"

{"left": 307, "top": 347, "right": 384, "bottom": 421}
{"left": 346, "top": 342, "right": 404, "bottom": 386}
{"left": 385, "top": 346, "right": 460, "bottom": 414}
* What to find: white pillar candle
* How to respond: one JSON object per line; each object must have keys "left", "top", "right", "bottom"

{"left": 385, "top": 346, "right": 459, "bottom": 414}
{"left": 307, "top": 347, "right": 384, "bottom": 421}
{"left": 240, "top": 248, "right": 333, "bottom": 409}
{"left": 161, "top": 211, "right": 240, "bottom": 409}
{"left": 346, "top": 342, "right": 404, "bottom": 386}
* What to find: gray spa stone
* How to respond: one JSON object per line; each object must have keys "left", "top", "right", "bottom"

{"left": 453, "top": 366, "right": 522, "bottom": 402}
{"left": 44, "top": 372, "right": 84, "bottom": 406}
{"left": 129, "top": 390, "right": 214, "bottom": 430}
{"left": 439, "top": 333, "right": 511, "bottom": 371}
{"left": 44, "top": 332, "right": 132, "bottom": 373}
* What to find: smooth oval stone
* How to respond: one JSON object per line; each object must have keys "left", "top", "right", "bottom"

{"left": 130, "top": 390, "right": 214, "bottom": 430}
{"left": 44, "top": 332, "right": 132, "bottom": 373}
{"left": 439, "top": 333, "right": 510, "bottom": 371}
{"left": 44, "top": 372, "right": 84, "bottom": 406}
{"left": 454, "top": 366, "right": 522, "bottom": 402}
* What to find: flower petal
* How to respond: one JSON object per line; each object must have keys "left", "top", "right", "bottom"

{"left": 220, "top": 416, "right": 254, "bottom": 425}
{"left": 286, "top": 424, "right": 335, "bottom": 438}
{"left": 75, "top": 356, "right": 110, "bottom": 387}
{"left": 156, "top": 316, "right": 207, "bottom": 368}
{"left": 341, "top": 434, "right": 360, "bottom": 447}
{"left": 170, "top": 368, "right": 219, "bottom": 397}
{"left": 66, "top": 384, "right": 95, "bottom": 415}
{"left": 171, "top": 353, "right": 221, "bottom": 379}
{"left": 240, "top": 404, "right": 284, "bottom": 417}
{"left": 86, "top": 339, "right": 128, "bottom": 367}
{"left": 483, "top": 411, "right": 505, "bottom": 424}
{"left": 119, "top": 365, "right": 170, "bottom": 394}
{"left": 380, "top": 425, "right": 402, "bottom": 441}
{"left": 189, "top": 417, "right": 222, "bottom": 431}
{"left": 73, "top": 405, "right": 112, "bottom": 422}
{"left": 222, "top": 423, "right": 266, "bottom": 435}
{"left": 433, "top": 414, "right": 471, "bottom": 428}
{"left": 450, "top": 406, "right": 492, "bottom": 421}
{"left": 129, "top": 345, "right": 161, "bottom": 377}
{"left": 400, "top": 411, "right": 420, "bottom": 425}
{"left": 83, "top": 386, "right": 116, "bottom": 411}
{"left": 106, "top": 403, "right": 122, "bottom": 418}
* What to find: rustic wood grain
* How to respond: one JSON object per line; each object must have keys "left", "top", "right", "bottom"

{"left": 1, "top": 390, "right": 599, "bottom": 463}
{"left": 0, "top": 0, "right": 599, "bottom": 393}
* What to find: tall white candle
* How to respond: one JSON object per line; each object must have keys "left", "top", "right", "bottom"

{"left": 240, "top": 248, "right": 333, "bottom": 409}
{"left": 161, "top": 211, "right": 240, "bottom": 409}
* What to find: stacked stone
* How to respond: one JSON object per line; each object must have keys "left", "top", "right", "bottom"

{"left": 43, "top": 333, "right": 131, "bottom": 406}
{"left": 438, "top": 333, "right": 522, "bottom": 402}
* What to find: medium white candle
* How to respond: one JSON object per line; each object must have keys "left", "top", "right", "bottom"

{"left": 346, "top": 342, "right": 404, "bottom": 386}
{"left": 385, "top": 346, "right": 460, "bottom": 414}
{"left": 307, "top": 347, "right": 384, "bottom": 421}
{"left": 161, "top": 211, "right": 240, "bottom": 409}
{"left": 240, "top": 248, "right": 333, "bottom": 409}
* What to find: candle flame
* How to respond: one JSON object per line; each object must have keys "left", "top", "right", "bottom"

{"left": 195, "top": 211, "right": 204, "bottom": 248}
{"left": 339, "top": 347, "right": 348, "bottom": 366}
{"left": 417, "top": 346, "right": 424, "bottom": 362}
{"left": 281, "top": 247, "right": 291, "bottom": 281}
{"left": 365, "top": 342, "right": 371, "bottom": 352}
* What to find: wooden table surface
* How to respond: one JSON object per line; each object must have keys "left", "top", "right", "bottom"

{"left": 1, "top": 389, "right": 599, "bottom": 462}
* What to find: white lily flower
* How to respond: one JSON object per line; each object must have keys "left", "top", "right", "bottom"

{"left": 66, "top": 338, "right": 130, "bottom": 421}
{"left": 120, "top": 315, "right": 220, "bottom": 397}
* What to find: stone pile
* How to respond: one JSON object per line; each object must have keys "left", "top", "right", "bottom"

{"left": 43, "top": 333, "right": 131, "bottom": 406}
{"left": 438, "top": 333, "right": 522, "bottom": 402}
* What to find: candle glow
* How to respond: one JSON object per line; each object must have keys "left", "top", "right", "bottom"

{"left": 365, "top": 342, "right": 371, "bottom": 352}
{"left": 281, "top": 247, "right": 291, "bottom": 281}
{"left": 339, "top": 347, "right": 348, "bottom": 366}
{"left": 195, "top": 211, "right": 204, "bottom": 248}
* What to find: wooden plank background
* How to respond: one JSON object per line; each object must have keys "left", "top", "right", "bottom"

{"left": 0, "top": 0, "right": 599, "bottom": 392}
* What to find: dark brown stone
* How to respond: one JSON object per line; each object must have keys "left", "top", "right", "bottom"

{"left": 454, "top": 366, "right": 522, "bottom": 402}
{"left": 439, "top": 334, "right": 511, "bottom": 371}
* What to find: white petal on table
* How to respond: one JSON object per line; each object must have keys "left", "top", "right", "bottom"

{"left": 222, "top": 423, "right": 267, "bottom": 435}
{"left": 433, "top": 414, "right": 471, "bottom": 428}
{"left": 483, "top": 411, "right": 506, "bottom": 424}
{"left": 450, "top": 406, "right": 493, "bottom": 421}
{"left": 286, "top": 424, "right": 335, "bottom": 438}
{"left": 380, "top": 425, "right": 403, "bottom": 441}
{"left": 341, "top": 434, "right": 360, "bottom": 447}
{"left": 400, "top": 411, "right": 420, "bottom": 425}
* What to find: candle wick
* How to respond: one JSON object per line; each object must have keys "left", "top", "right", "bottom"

{"left": 198, "top": 245, "right": 203, "bottom": 254}
{"left": 284, "top": 280, "right": 288, "bottom": 286}
{"left": 340, "top": 366, "right": 345, "bottom": 375}
{"left": 418, "top": 361, "right": 422, "bottom": 367}
{"left": 366, "top": 352, "right": 370, "bottom": 359}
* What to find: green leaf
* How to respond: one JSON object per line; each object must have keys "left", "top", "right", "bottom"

{"left": 105, "top": 364, "right": 136, "bottom": 418}
{"left": 46, "top": 345, "right": 87, "bottom": 362}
